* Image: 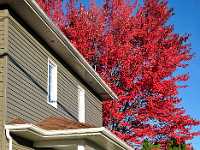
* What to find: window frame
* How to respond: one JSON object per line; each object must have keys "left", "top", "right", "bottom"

{"left": 47, "top": 58, "right": 57, "bottom": 108}
{"left": 78, "top": 85, "right": 85, "bottom": 123}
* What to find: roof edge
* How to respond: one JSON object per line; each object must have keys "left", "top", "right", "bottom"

{"left": 5, "top": 124, "right": 133, "bottom": 150}
{"left": 0, "top": 0, "right": 118, "bottom": 100}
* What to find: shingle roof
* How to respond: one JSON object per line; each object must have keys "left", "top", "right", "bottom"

{"left": 10, "top": 118, "right": 29, "bottom": 124}
{"left": 37, "top": 117, "right": 95, "bottom": 130}
{"left": 10, "top": 117, "right": 95, "bottom": 130}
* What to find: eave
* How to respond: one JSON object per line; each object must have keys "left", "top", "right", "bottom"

{"left": 0, "top": 0, "right": 118, "bottom": 100}
{"left": 5, "top": 124, "right": 134, "bottom": 150}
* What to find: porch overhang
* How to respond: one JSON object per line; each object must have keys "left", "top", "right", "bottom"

{"left": 5, "top": 124, "right": 134, "bottom": 150}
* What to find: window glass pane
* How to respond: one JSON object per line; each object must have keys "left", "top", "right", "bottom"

{"left": 48, "top": 60, "right": 57, "bottom": 106}
{"left": 48, "top": 64, "right": 53, "bottom": 101}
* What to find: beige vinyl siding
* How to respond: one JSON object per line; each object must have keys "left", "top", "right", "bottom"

{"left": 0, "top": 17, "right": 4, "bottom": 50}
{"left": 6, "top": 12, "right": 102, "bottom": 126}
{"left": 0, "top": 9, "right": 8, "bottom": 150}
{"left": 6, "top": 15, "right": 78, "bottom": 124}
{"left": 85, "top": 90, "right": 102, "bottom": 126}
{"left": 0, "top": 57, "right": 6, "bottom": 150}
{"left": 0, "top": 26, "right": 4, "bottom": 49}
{"left": 0, "top": 10, "right": 8, "bottom": 51}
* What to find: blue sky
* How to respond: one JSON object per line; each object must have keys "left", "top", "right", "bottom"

{"left": 64, "top": 0, "right": 200, "bottom": 148}
{"left": 167, "top": 0, "right": 200, "bottom": 149}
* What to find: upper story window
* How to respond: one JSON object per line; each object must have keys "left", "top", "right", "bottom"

{"left": 47, "top": 59, "right": 57, "bottom": 108}
{"left": 78, "top": 85, "right": 85, "bottom": 123}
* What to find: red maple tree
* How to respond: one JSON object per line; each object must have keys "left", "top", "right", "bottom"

{"left": 37, "top": 0, "right": 200, "bottom": 148}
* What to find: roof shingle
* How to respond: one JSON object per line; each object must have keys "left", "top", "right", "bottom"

{"left": 37, "top": 117, "right": 95, "bottom": 130}
{"left": 10, "top": 117, "right": 95, "bottom": 130}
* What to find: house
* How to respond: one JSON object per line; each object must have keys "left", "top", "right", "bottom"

{"left": 0, "top": 0, "right": 134, "bottom": 150}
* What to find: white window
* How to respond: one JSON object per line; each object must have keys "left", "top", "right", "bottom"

{"left": 78, "top": 85, "right": 85, "bottom": 123}
{"left": 47, "top": 59, "right": 57, "bottom": 108}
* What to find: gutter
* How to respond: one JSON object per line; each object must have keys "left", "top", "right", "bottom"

{"left": 5, "top": 124, "right": 134, "bottom": 150}
{"left": 0, "top": 0, "right": 118, "bottom": 100}
{"left": 5, "top": 128, "right": 12, "bottom": 150}
{"left": 26, "top": 0, "right": 117, "bottom": 100}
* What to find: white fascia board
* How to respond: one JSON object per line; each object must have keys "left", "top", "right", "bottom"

{"left": 5, "top": 124, "right": 134, "bottom": 150}
{"left": 0, "top": 0, "right": 118, "bottom": 100}
{"left": 5, "top": 124, "right": 105, "bottom": 136}
{"left": 102, "top": 128, "right": 134, "bottom": 150}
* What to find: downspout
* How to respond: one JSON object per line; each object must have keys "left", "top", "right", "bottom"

{"left": 5, "top": 128, "right": 12, "bottom": 150}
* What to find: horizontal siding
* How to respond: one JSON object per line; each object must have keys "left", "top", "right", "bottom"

{"left": 6, "top": 13, "right": 102, "bottom": 127}
{"left": 6, "top": 15, "right": 79, "bottom": 124}
{"left": 86, "top": 90, "right": 102, "bottom": 127}
{"left": 0, "top": 9, "right": 7, "bottom": 150}
{"left": 0, "top": 57, "right": 5, "bottom": 150}
{"left": 0, "top": 10, "right": 5, "bottom": 50}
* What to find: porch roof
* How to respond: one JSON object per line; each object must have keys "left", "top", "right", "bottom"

{"left": 5, "top": 124, "right": 134, "bottom": 150}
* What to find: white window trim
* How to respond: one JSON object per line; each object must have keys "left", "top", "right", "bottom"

{"left": 47, "top": 58, "right": 57, "bottom": 108}
{"left": 78, "top": 85, "right": 85, "bottom": 123}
